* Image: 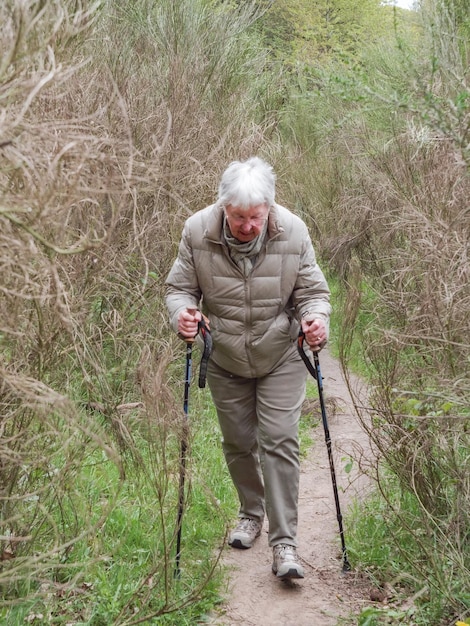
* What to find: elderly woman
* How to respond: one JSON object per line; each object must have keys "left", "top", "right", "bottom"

{"left": 165, "top": 157, "right": 330, "bottom": 580}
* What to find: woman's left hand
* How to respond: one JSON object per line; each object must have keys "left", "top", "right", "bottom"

{"left": 301, "top": 317, "right": 327, "bottom": 351}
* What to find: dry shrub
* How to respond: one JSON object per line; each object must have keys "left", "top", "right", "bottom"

{"left": 336, "top": 120, "right": 470, "bottom": 383}
{"left": 322, "top": 131, "right": 469, "bottom": 618}
{"left": 1, "top": 0, "right": 279, "bottom": 612}
{"left": 86, "top": 0, "right": 276, "bottom": 247}
{"left": 331, "top": 73, "right": 469, "bottom": 626}
{"left": 0, "top": 0, "right": 133, "bottom": 594}
{"left": 290, "top": 2, "right": 470, "bottom": 616}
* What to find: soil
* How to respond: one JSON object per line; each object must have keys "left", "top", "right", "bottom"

{"left": 208, "top": 348, "right": 375, "bottom": 626}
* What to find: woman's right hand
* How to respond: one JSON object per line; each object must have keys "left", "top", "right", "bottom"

{"left": 177, "top": 308, "right": 202, "bottom": 339}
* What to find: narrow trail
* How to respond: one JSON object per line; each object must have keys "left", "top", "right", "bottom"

{"left": 209, "top": 348, "right": 374, "bottom": 626}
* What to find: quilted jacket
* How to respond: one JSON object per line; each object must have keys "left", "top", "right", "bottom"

{"left": 165, "top": 202, "right": 331, "bottom": 378}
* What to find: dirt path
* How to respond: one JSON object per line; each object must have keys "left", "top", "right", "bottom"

{"left": 208, "top": 348, "right": 373, "bottom": 626}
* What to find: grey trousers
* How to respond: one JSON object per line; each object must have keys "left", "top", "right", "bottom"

{"left": 207, "top": 348, "right": 307, "bottom": 547}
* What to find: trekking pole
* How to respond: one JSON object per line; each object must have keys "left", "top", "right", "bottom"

{"left": 174, "top": 337, "right": 193, "bottom": 580}
{"left": 174, "top": 315, "right": 212, "bottom": 580}
{"left": 297, "top": 332, "right": 351, "bottom": 573}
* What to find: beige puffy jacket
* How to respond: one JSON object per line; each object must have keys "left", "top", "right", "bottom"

{"left": 165, "top": 202, "right": 331, "bottom": 378}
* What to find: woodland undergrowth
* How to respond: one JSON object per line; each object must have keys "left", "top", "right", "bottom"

{"left": 0, "top": 0, "right": 468, "bottom": 624}
{"left": 302, "top": 4, "right": 469, "bottom": 624}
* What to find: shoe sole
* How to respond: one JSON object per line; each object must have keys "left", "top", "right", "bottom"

{"left": 228, "top": 538, "right": 252, "bottom": 550}
{"left": 228, "top": 531, "right": 261, "bottom": 550}
{"left": 228, "top": 530, "right": 261, "bottom": 550}
{"left": 272, "top": 566, "right": 304, "bottom": 579}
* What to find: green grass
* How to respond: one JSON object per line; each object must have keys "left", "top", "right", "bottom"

{"left": 346, "top": 463, "right": 469, "bottom": 625}
{"left": 0, "top": 387, "right": 238, "bottom": 626}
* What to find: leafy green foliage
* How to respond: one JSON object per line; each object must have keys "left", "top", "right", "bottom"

{"left": 257, "top": 0, "right": 394, "bottom": 65}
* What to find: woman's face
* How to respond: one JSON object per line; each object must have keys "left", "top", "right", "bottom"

{"left": 224, "top": 203, "right": 269, "bottom": 242}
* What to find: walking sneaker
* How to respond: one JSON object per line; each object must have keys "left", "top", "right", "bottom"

{"left": 228, "top": 517, "right": 262, "bottom": 549}
{"left": 272, "top": 544, "right": 305, "bottom": 579}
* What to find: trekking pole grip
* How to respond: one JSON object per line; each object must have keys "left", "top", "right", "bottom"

{"left": 297, "top": 331, "right": 317, "bottom": 379}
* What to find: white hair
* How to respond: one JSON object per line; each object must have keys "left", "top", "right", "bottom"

{"left": 218, "top": 157, "right": 276, "bottom": 209}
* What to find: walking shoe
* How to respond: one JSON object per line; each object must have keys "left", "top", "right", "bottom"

{"left": 272, "top": 544, "right": 305, "bottom": 579}
{"left": 228, "top": 517, "right": 262, "bottom": 549}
